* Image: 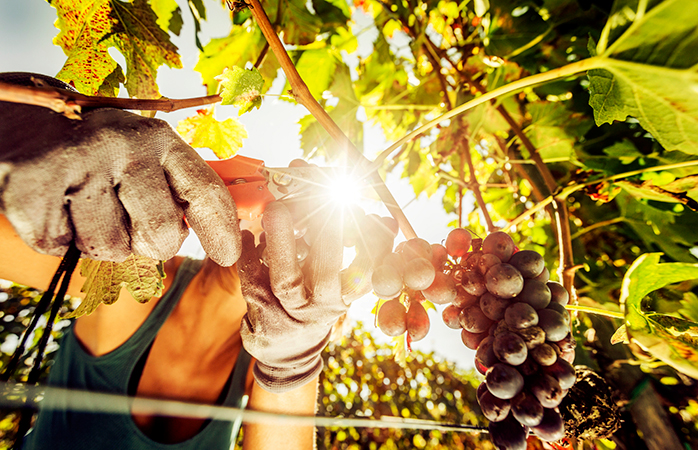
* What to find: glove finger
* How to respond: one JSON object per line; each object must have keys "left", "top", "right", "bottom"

{"left": 117, "top": 158, "right": 188, "bottom": 261}
{"left": 340, "top": 214, "right": 395, "bottom": 304}
{"left": 237, "top": 230, "right": 279, "bottom": 313}
{"left": 262, "top": 202, "right": 306, "bottom": 310}
{"left": 159, "top": 127, "right": 241, "bottom": 267}
{"left": 67, "top": 177, "right": 131, "bottom": 261}
{"left": 302, "top": 200, "right": 344, "bottom": 306}
{"left": 0, "top": 163, "right": 73, "bottom": 258}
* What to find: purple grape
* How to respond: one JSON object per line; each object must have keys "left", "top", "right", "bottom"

{"left": 493, "top": 331, "right": 528, "bottom": 366}
{"left": 442, "top": 304, "right": 463, "bottom": 329}
{"left": 508, "top": 250, "right": 545, "bottom": 279}
{"left": 530, "top": 373, "right": 564, "bottom": 408}
{"left": 477, "top": 381, "right": 488, "bottom": 402}
{"left": 543, "top": 359, "right": 576, "bottom": 389}
{"left": 371, "top": 264, "right": 403, "bottom": 299}
{"left": 547, "top": 281, "right": 569, "bottom": 306}
{"left": 431, "top": 243, "right": 449, "bottom": 270}
{"left": 406, "top": 300, "right": 430, "bottom": 342}
{"left": 538, "top": 309, "right": 569, "bottom": 342}
{"left": 421, "top": 272, "right": 457, "bottom": 304}
{"left": 461, "top": 270, "right": 487, "bottom": 296}
{"left": 462, "top": 251, "right": 482, "bottom": 271}
{"left": 377, "top": 299, "right": 407, "bottom": 336}
{"left": 517, "top": 279, "right": 551, "bottom": 310}
{"left": 402, "top": 238, "right": 433, "bottom": 261}
{"left": 445, "top": 228, "right": 472, "bottom": 258}
{"left": 518, "top": 357, "right": 540, "bottom": 376}
{"left": 511, "top": 391, "right": 544, "bottom": 426}
{"left": 531, "top": 343, "right": 558, "bottom": 366}
{"left": 403, "top": 257, "right": 436, "bottom": 290}
{"left": 485, "top": 264, "right": 524, "bottom": 299}
{"left": 488, "top": 415, "right": 528, "bottom": 450}
{"left": 515, "top": 326, "right": 546, "bottom": 349}
{"left": 482, "top": 231, "right": 516, "bottom": 262}
{"left": 475, "top": 337, "right": 498, "bottom": 374}
{"left": 533, "top": 267, "right": 550, "bottom": 283}
{"left": 504, "top": 303, "right": 539, "bottom": 329}
{"left": 554, "top": 333, "right": 577, "bottom": 354}
{"left": 546, "top": 302, "right": 570, "bottom": 325}
{"left": 480, "top": 293, "right": 511, "bottom": 321}
{"left": 461, "top": 329, "right": 488, "bottom": 350}
{"left": 531, "top": 408, "right": 565, "bottom": 442}
{"left": 452, "top": 286, "right": 479, "bottom": 308}
{"left": 477, "top": 253, "right": 501, "bottom": 276}
{"left": 478, "top": 390, "right": 511, "bottom": 422}
{"left": 486, "top": 364, "right": 524, "bottom": 400}
{"left": 459, "top": 305, "right": 494, "bottom": 333}
{"left": 383, "top": 252, "right": 406, "bottom": 277}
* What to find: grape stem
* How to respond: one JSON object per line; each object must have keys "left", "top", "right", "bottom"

{"left": 565, "top": 304, "right": 625, "bottom": 320}
{"left": 243, "top": 0, "right": 418, "bottom": 239}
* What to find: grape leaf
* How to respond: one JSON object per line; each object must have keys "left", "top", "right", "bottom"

{"left": 619, "top": 252, "right": 698, "bottom": 378}
{"left": 588, "top": 0, "right": 698, "bottom": 154}
{"left": 217, "top": 66, "right": 264, "bottom": 114}
{"left": 614, "top": 180, "right": 698, "bottom": 211}
{"left": 523, "top": 101, "right": 593, "bottom": 160}
{"left": 151, "top": 0, "right": 182, "bottom": 35}
{"left": 288, "top": 49, "right": 339, "bottom": 101}
{"left": 194, "top": 25, "right": 265, "bottom": 95}
{"left": 52, "top": 0, "right": 181, "bottom": 98}
{"left": 176, "top": 108, "right": 247, "bottom": 159}
{"left": 67, "top": 255, "right": 165, "bottom": 318}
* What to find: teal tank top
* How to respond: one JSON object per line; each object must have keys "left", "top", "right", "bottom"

{"left": 22, "top": 258, "right": 252, "bottom": 450}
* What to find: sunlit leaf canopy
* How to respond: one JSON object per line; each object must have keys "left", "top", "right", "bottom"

{"left": 3, "top": 0, "right": 698, "bottom": 448}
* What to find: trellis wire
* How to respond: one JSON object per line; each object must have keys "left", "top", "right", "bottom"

{"left": 0, "top": 382, "right": 488, "bottom": 434}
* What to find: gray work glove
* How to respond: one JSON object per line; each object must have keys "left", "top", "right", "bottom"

{"left": 0, "top": 73, "right": 240, "bottom": 265}
{"left": 238, "top": 200, "right": 395, "bottom": 393}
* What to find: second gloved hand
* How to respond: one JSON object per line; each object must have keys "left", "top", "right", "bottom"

{"left": 238, "top": 201, "right": 395, "bottom": 393}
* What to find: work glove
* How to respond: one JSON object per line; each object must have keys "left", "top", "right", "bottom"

{"left": 238, "top": 197, "right": 396, "bottom": 393}
{"left": 0, "top": 73, "right": 240, "bottom": 266}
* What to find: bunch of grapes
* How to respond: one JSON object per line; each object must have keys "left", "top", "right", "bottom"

{"left": 372, "top": 229, "right": 576, "bottom": 450}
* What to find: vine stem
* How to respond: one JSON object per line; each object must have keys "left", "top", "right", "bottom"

{"left": 367, "top": 56, "right": 603, "bottom": 174}
{"left": 244, "top": 0, "right": 417, "bottom": 239}
{"left": 504, "top": 160, "right": 698, "bottom": 231}
{"left": 0, "top": 81, "right": 222, "bottom": 116}
{"left": 565, "top": 304, "right": 625, "bottom": 320}
{"left": 461, "top": 132, "right": 495, "bottom": 232}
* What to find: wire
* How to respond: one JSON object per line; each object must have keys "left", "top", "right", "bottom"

{"left": 0, "top": 382, "right": 488, "bottom": 434}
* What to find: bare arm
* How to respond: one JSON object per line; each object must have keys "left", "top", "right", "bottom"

{"left": 244, "top": 377, "right": 319, "bottom": 450}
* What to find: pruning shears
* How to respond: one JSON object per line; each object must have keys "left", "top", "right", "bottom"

{"left": 206, "top": 155, "right": 342, "bottom": 221}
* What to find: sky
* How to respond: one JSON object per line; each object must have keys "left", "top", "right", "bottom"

{"left": 0, "top": 0, "right": 476, "bottom": 371}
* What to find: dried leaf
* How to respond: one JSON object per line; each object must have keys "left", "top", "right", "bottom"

{"left": 67, "top": 255, "right": 164, "bottom": 318}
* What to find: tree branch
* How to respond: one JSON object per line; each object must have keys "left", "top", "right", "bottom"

{"left": 243, "top": 0, "right": 417, "bottom": 239}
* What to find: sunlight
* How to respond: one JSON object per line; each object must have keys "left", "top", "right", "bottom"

{"left": 327, "top": 173, "right": 362, "bottom": 207}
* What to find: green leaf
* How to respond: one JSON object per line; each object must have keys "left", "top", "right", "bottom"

{"left": 176, "top": 108, "right": 247, "bottom": 160}
{"left": 619, "top": 252, "right": 698, "bottom": 378}
{"left": 150, "top": 0, "right": 181, "bottom": 34}
{"left": 68, "top": 255, "right": 164, "bottom": 318}
{"left": 524, "top": 101, "right": 593, "bottom": 160}
{"left": 187, "top": 0, "right": 207, "bottom": 51}
{"left": 194, "top": 24, "right": 265, "bottom": 95}
{"left": 52, "top": 0, "right": 182, "bottom": 98}
{"left": 588, "top": 0, "right": 698, "bottom": 154}
{"left": 290, "top": 49, "right": 339, "bottom": 101}
{"left": 217, "top": 66, "right": 264, "bottom": 114}
{"left": 615, "top": 180, "right": 698, "bottom": 210}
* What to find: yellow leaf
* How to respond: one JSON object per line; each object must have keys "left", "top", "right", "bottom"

{"left": 176, "top": 108, "right": 247, "bottom": 160}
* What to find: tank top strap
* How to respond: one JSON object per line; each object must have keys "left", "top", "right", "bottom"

{"left": 127, "top": 258, "right": 204, "bottom": 347}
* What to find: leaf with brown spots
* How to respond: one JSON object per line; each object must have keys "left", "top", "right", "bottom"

{"left": 51, "top": 0, "right": 181, "bottom": 98}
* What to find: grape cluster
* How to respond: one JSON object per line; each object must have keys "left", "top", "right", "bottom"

{"left": 372, "top": 229, "right": 576, "bottom": 449}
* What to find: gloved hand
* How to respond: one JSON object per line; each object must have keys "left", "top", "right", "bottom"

{"left": 238, "top": 199, "right": 395, "bottom": 393}
{"left": 0, "top": 73, "right": 240, "bottom": 266}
